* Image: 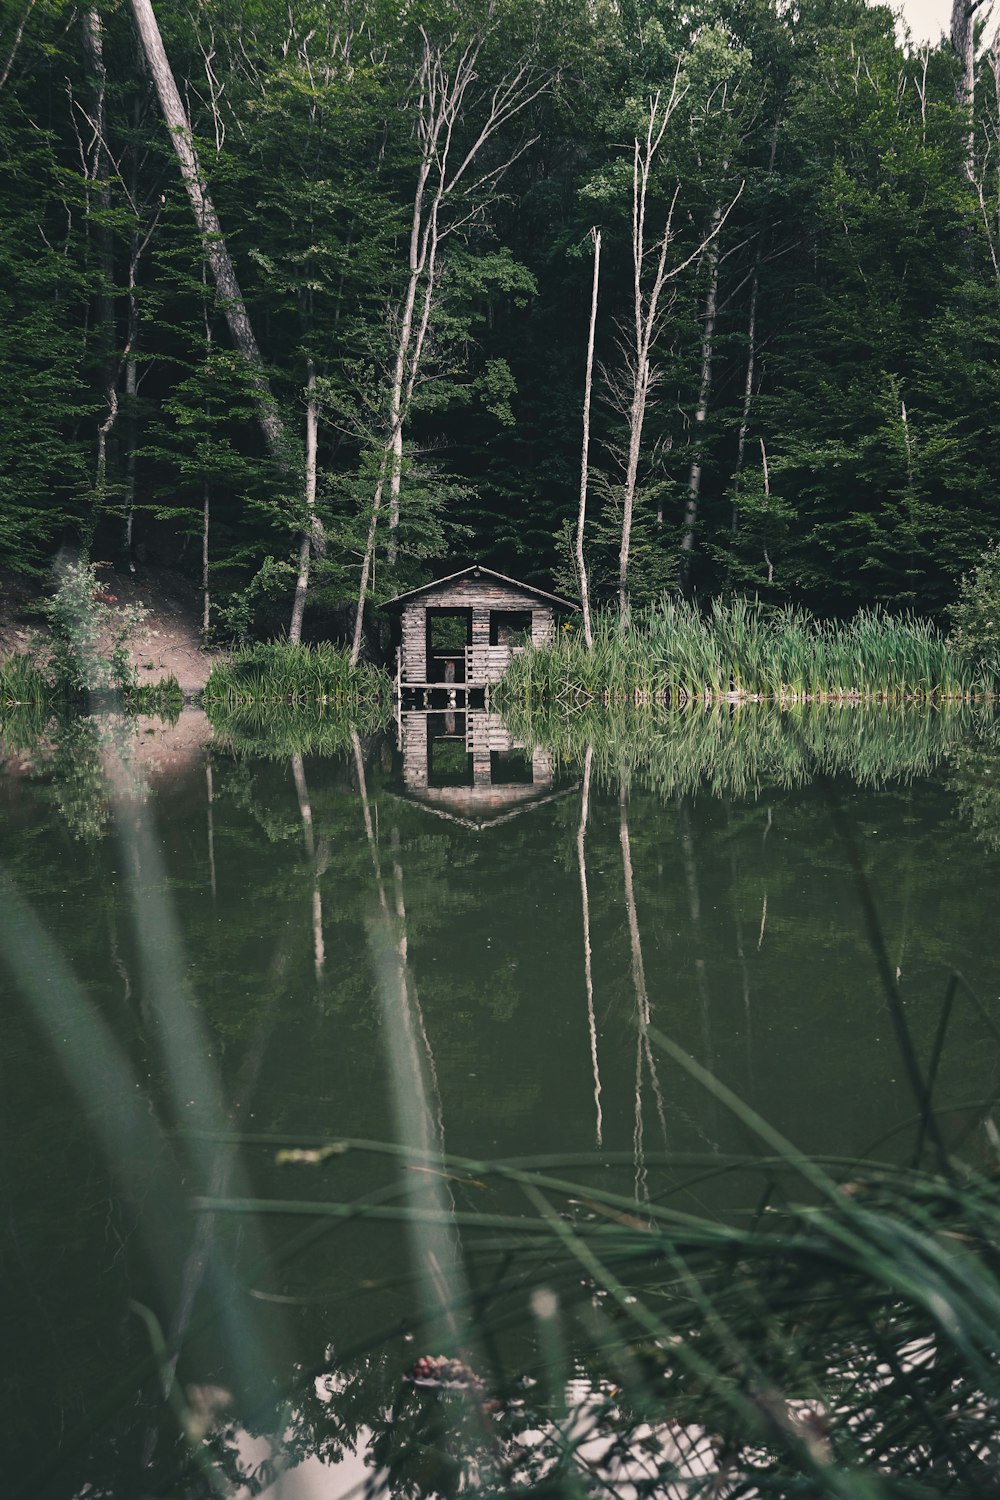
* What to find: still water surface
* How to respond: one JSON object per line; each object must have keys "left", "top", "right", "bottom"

{"left": 3, "top": 705, "right": 1000, "bottom": 1497}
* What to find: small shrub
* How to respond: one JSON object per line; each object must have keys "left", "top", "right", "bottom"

{"left": 949, "top": 543, "right": 1000, "bottom": 677}
{"left": 44, "top": 560, "right": 146, "bottom": 696}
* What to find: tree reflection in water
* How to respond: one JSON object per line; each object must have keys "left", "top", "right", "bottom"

{"left": 5, "top": 703, "right": 1000, "bottom": 1495}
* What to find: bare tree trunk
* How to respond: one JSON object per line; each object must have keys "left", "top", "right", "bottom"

{"left": 952, "top": 0, "right": 986, "bottom": 181}
{"left": 201, "top": 262, "right": 213, "bottom": 632}
{"left": 351, "top": 27, "right": 545, "bottom": 657}
{"left": 124, "top": 351, "right": 138, "bottom": 565}
{"left": 122, "top": 82, "right": 149, "bottom": 570}
{"left": 82, "top": 8, "right": 116, "bottom": 537}
{"left": 617, "top": 95, "right": 679, "bottom": 620}
{"left": 384, "top": 134, "right": 438, "bottom": 569}
{"left": 0, "top": 0, "right": 37, "bottom": 93}
{"left": 973, "top": 29, "right": 1000, "bottom": 280}
{"left": 576, "top": 230, "right": 601, "bottom": 649}
{"left": 201, "top": 478, "right": 211, "bottom": 634}
{"left": 127, "top": 0, "right": 293, "bottom": 471}
{"left": 679, "top": 199, "right": 724, "bottom": 593}
{"left": 731, "top": 122, "right": 778, "bottom": 536}
{"left": 993, "top": 30, "right": 1000, "bottom": 252}
{"left": 760, "top": 437, "right": 774, "bottom": 585}
{"left": 351, "top": 455, "right": 388, "bottom": 666}
{"left": 730, "top": 267, "right": 759, "bottom": 535}
{"left": 614, "top": 88, "right": 741, "bottom": 618}
{"left": 289, "top": 359, "right": 318, "bottom": 642}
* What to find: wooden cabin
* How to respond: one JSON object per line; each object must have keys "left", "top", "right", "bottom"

{"left": 384, "top": 564, "right": 575, "bottom": 704}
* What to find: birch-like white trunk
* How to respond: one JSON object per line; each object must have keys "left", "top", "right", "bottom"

{"left": 613, "top": 85, "right": 741, "bottom": 617}
{"left": 123, "top": 352, "right": 138, "bottom": 561}
{"left": 576, "top": 229, "right": 601, "bottom": 649}
{"left": 0, "top": 0, "right": 37, "bottom": 92}
{"left": 351, "top": 29, "right": 545, "bottom": 662}
{"left": 679, "top": 201, "right": 723, "bottom": 590}
{"left": 618, "top": 99, "right": 679, "bottom": 619}
{"left": 289, "top": 360, "right": 318, "bottom": 643}
{"left": 731, "top": 126, "right": 777, "bottom": 536}
{"left": 951, "top": 0, "right": 983, "bottom": 181}
{"left": 82, "top": 8, "right": 116, "bottom": 533}
{"left": 128, "top": 0, "right": 292, "bottom": 470}
{"left": 730, "top": 267, "right": 759, "bottom": 534}
{"left": 201, "top": 477, "right": 211, "bottom": 634}
{"left": 384, "top": 143, "right": 437, "bottom": 569}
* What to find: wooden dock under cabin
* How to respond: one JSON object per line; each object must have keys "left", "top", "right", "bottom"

{"left": 384, "top": 564, "right": 574, "bottom": 706}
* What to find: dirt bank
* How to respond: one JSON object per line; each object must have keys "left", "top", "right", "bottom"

{"left": 0, "top": 566, "right": 221, "bottom": 696}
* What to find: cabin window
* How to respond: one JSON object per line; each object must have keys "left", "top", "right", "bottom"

{"left": 489, "top": 610, "right": 532, "bottom": 647}
{"left": 491, "top": 748, "right": 534, "bottom": 785}
{"left": 429, "top": 732, "right": 473, "bottom": 787}
{"left": 426, "top": 608, "right": 471, "bottom": 683}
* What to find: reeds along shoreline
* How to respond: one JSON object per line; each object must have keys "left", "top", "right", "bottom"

{"left": 1, "top": 652, "right": 182, "bottom": 719}
{"left": 202, "top": 641, "right": 392, "bottom": 756}
{"left": 203, "top": 640, "right": 390, "bottom": 713}
{"left": 496, "top": 598, "right": 990, "bottom": 707}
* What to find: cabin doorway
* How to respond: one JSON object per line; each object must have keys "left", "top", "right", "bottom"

{"left": 426, "top": 608, "right": 471, "bottom": 685}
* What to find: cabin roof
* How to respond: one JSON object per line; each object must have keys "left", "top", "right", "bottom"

{"left": 389, "top": 782, "right": 581, "bottom": 832}
{"left": 382, "top": 564, "right": 576, "bottom": 612}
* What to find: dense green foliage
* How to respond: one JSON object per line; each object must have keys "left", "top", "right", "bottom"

{"left": 3, "top": 0, "right": 1000, "bottom": 634}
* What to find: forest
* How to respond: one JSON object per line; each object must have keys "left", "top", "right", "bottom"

{"left": 2, "top": 0, "right": 999, "bottom": 649}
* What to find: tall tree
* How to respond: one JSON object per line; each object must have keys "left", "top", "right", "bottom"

{"left": 127, "top": 0, "right": 293, "bottom": 472}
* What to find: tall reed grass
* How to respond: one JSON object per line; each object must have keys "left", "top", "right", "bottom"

{"left": 498, "top": 598, "right": 981, "bottom": 707}
{"left": 1, "top": 652, "right": 181, "bottom": 745}
{"left": 0, "top": 653, "right": 53, "bottom": 710}
{"left": 203, "top": 640, "right": 390, "bottom": 714}
{"left": 182, "top": 1076, "right": 1000, "bottom": 1497}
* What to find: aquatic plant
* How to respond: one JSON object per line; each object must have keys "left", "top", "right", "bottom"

{"left": 203, "top": 639, "right": 391, "bottom": 714}
{"left": 497, "top": 597, "right": 980, "bottom": 707}
{"left": 122, "top": 675, "right": 183, "bottom": 717}
{"left": 0, "top": 651, "right": 50, "bottom": 710}
{"left": 160, "top": 1038, "right": 1000, "bottom": 1500}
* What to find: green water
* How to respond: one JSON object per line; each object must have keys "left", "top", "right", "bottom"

{"left": 3, "top": 705, "right": 1000, "bottom": 1497}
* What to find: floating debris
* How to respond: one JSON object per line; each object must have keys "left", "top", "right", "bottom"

{"left": 408, "top": 1355, "right": 485, "bottom": 1392}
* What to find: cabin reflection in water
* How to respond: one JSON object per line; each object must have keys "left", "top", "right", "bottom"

{"left": 399, "top": 710, "right": 558, "bottom": 829}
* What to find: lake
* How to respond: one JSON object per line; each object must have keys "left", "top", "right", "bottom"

{"left": 3, "top": 703, "right": 1000, "bottom": 1497}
